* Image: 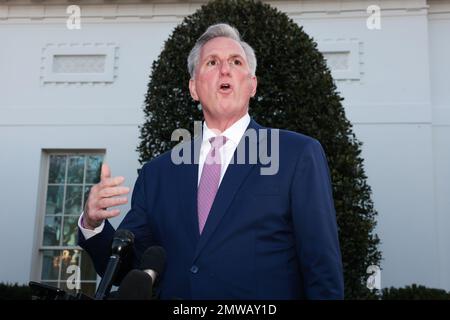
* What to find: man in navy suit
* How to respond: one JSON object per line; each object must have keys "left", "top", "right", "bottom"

{"left": 78, "top": 23, "right": 344, "bottom": 299}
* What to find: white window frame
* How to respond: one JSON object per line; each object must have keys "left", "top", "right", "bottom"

{"left": 31, "top": 149, "right": 106, "bottom": 295}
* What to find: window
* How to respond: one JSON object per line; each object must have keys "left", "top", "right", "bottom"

{"left": 38, "top": 152, "right": 104, "bottom": 297}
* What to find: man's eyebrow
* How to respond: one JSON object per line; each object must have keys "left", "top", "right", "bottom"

{"left": 202, "top": 53, "right": 246, "bottom": 60}
{"left": 229, "top": 54, "right": 246, "bottom": 60}
{"left": 202, "top": 54, "right": 218, "bottom": 61}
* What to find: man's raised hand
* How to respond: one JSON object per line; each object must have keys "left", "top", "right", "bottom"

{"left": 82, "top": 163, "right": 130, "bottom": 230}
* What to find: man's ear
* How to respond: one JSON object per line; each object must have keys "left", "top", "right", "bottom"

{"left": 189, "top": 79, "right": 199, "bottom": 101}
{"left": 250, "top": 76, "right": 258, "bottom": 97}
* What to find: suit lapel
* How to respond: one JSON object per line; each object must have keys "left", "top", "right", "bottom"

{"left": 193, "top": 119, "right": 265, "bottom": 261}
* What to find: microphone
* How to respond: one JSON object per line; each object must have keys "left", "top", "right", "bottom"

{"left": 116, "top": 246, "right": 166, "bottom": 300}
{"left": 94, "top": 229, "right": 135, "bottom": 300}
{"left": 141, "top": 246, "right": 166, "bottom": 284}
{"left": 115, "top": 270, "right": 153, "bottom": 300}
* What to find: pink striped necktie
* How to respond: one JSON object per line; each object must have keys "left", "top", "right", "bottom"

{"left": 197, "top": 135, "right": 228, "bottom": 234}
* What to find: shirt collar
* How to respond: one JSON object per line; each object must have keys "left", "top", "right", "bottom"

{"left": 202, "top": 113, "right": 251, "bottom": 146}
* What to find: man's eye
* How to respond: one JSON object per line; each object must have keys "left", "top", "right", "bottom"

{"left": 207, "top": 60, "right": 217, "bottom": 66}
{"left": 233, "top": 59, "right": 242, "bottom": 65}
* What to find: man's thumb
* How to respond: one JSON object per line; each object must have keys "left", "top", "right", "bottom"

{"left": 100, "top": 163, "right": 111, "bottom": 180}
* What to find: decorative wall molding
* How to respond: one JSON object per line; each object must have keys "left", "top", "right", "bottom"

{"left": 40, "top": 43, "right": 118, "bottom": 85}
{"left": 428, "top": 0, "right": 450, "bottom": 15}
{"left": 0, "top": 0, "right": 429, "bottom": 8}
{"left": 428, "top": 0, "right": 450, "bottom": 20}
{"left": 317, "top": 40, "right": 362, "bottom": 81}
{"left": 0, "top": 0, "right": 431, "bottom": 24}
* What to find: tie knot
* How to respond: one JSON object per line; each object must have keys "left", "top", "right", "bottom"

{"left": 209, "top": 136, "right": 227, "bottom": 149}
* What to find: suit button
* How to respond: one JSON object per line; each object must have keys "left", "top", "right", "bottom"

{"left": 190, "top": 265, "right": 199, "bottom": 274}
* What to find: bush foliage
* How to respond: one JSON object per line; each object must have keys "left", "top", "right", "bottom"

{"left": 0, "top": 283, "right": 32, "bottom": 300}
{"left": 382, "top": 284, "right": 450, "bottom": 300}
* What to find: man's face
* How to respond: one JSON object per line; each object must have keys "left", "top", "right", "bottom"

{"left": 189, "top": 37, "right": 257, "bottom": 122}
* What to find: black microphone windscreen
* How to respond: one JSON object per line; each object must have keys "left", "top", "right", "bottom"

{"left": 140, "top": 246, "right": 166, "bottom": 275}
{"left": 113, "top": 229, "right": 135, "bottom": 242}
{"left": 111, "top": 229, "right": 134, "bottom": 256}
{"left": 117, "top": 270, "right": 153, "bottom": 300}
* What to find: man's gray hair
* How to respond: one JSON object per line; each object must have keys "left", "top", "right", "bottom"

{"left": 187, "top": 23, "right": 257, "bottom": 79}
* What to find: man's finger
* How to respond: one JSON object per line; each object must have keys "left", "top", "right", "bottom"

{"left": 100, "top": 176, "right": 125, "bottom": 188}
{"left": 98, "top": 197, "right": 128, "bottom": 209}
{"left": 100, "top": 163, "right": 111, "bottom": 181}
{"left": 99, "top": 186, "right": 130, "bottom": 198}
{"left": 96, "top": 209, "right": 121, "bottom": 220}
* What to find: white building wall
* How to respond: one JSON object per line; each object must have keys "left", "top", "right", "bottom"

{"left": 0, "top": 0, "right": 449, "bottom": 292}
{"left": 429, "top": 0, "right": 450, "bottom": 291}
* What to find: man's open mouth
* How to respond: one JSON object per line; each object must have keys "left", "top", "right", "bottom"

{"left": 219, "top": 83, "right": 232, "bottom": 92}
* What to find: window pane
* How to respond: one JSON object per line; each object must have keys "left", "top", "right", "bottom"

{"left": 65, "top": 186, "right": 82, "bottom": 215}
{"left": 83, "top": 185, "right": 92, "bottom": 206}
{"left": 62, "top": 216, "right": 78, "bottom": 246}
{"left": 46, "top": 185, "right": 64, "bottom": 215}
{"left": 43, "top": 216, "right": 61, "bottom": 246}
{"left": 67, "top": 156, "right": 85, "bottom": 184}
{"left": 85, "top": 155, "right": 103, "bottom": 184}
{"left": 48, "top": 155, "right": 66, "bottom": 183}
{"left": 41, "top": 250, "right": 60, "bottom": 281}
{"left": 80, "top": 250, "right": 97, "bottom": 281}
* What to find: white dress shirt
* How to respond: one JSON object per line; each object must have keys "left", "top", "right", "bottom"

{"left": 197, "top": 113, "right": 250, "bottom": 185}
{"left": 79, "top": 113, "right": 251, "bottom": 240}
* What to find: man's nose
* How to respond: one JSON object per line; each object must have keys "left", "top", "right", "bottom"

{"left": 219, "top": 60, "right": 231, "bottom": 75}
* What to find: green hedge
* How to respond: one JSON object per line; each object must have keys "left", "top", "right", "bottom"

{"left": 0, "top": 283, "right": 32, "bottom": 300}
{"left": 381, "top": 284, "right": 450, "bottom": 300}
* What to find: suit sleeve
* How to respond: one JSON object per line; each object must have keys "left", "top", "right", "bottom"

{"left": 78, "top": 165, "right": 155, "bottom": 284}
{"left": 290, "top": 139, "right": 344, "bottom": 299}
{"left": 117, "top": 165, "right": 156, "bottom": 266}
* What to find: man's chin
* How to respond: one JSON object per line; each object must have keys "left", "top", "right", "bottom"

{"left": 205, "top": 102, "right": 246, "bottom": 118}
{"left": 217, "top": 107, "right": 242, "bottom": 118}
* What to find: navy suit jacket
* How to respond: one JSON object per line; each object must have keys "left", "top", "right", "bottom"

{"left": 79, "top": 119, "right": 344, "bottom": 299}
